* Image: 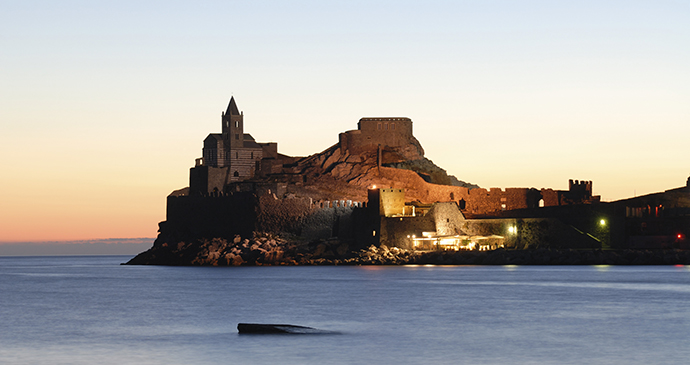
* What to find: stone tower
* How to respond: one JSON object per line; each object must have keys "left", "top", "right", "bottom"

{"left": 221, "top": 97, "right": 244, "bottom": 166}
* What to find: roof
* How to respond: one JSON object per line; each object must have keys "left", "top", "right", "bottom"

{"left": 225, "top": 96, "right": 241, "bottom": 116}
{"left": 204, "top": 133, "right": 223, "bottom": 141}
{"left": 243, "top": 140, "right": 262, "bottom": 149}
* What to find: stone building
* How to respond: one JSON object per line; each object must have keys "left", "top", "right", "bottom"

{"left": 338, "top": 117, "right": 424, "bottom": 161}
{"left": 166, "top": 96, "right": 690, "bottom": 251}
{"left": 365, "top": 187, "right": 604, "bottom": 251}
{"left": 189, "top": 97, "right": 277, "bottom": 195}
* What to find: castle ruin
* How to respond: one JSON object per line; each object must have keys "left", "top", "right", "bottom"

{"left": 165, "top": 97, "right": 689, "bottom": 251}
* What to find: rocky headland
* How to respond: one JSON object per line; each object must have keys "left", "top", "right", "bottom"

{"left": 126, "top": 102, "right": 690, "bottom": 266}
{"left": 126, "top": 232, "right": 690, "bottom": 266}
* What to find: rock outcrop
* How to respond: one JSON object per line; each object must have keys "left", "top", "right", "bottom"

{"left": 269, "top": 135, "right": 476, "bottom": 203}
{"left": 125, "top": 232, "right": 690, "bottom": 266}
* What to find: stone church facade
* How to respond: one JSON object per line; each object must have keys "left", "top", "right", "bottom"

{"left": 190, "top": 97, "right": 277, "bottom": 195}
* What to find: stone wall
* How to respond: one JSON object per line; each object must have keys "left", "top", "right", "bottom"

{"left": 465, "top": 187, "right": 542, "bottom": 215}
{"left": 228, "top": 146, "right": 263, "bottom": 182}
{"left": 541, "top": 189, "right": 559, "bottom": 207}
{"left": 376, "top": 202, "right": 466, "bottom": 249}
{"left": 338, "top": 117, "right": 424, "bottom": 160}
{"left": 459, "top": 218, "right": 602, "bottom": 249}
{"left": 428, "top": 202, "right": 466, "bottom": 236}
{"left": 189, "top": 165, "right": 231, "bottom": 196}
{"left": 162, "top": 191, "right": 367, "bottom": 245}
{"left": 165, "top": 193, "right": 258, "bottom": 240}
{"left": 380, "top": 216, "right": 435, "bottom": 249}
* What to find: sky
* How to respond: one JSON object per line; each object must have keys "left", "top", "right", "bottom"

{"left": 1, "top": 0, "right": 689, "bottom": 243}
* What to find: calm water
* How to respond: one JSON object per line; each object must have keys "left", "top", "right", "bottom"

{"left": 1, "top": 256, "right": 689, "bottom": 364}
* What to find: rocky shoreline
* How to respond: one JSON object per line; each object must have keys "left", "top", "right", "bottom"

{"left": 125, "top": 233, "right": 690, "bottom": 266}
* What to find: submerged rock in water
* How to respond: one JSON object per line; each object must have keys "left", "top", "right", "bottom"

{"left": 237, "top": 323, "right": 339, "bottom": 335}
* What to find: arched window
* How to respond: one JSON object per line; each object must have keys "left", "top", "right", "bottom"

{"left": 235, "top": 152, "right": 238, "bottom": 159}
{"left": 391, "top": 123, "right": 395, "bottom": 130}
{"left": 539, "top": 199, "right": 545, "bottom": 207}
{"left": 233, "top": 171, "right": 239, "bottom": 177}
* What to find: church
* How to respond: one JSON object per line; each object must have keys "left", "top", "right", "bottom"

{"left": 189, "top": 97, "right": 278, "bottom": 195}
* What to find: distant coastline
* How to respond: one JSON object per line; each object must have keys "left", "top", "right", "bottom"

{"left": 0, "top": 238, "right": 155, "bottom": 256}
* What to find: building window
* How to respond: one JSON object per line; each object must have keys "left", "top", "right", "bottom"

{"left": 385, "top": 123, "right": 388, "bottom": 130}
{"left": 391, "top": 123, "right": 395, "bottom": 130}
{"left": 235, "top": 152, "right": 238, "bottom": 159}
{"left": 377, "top": 123, "right": 382, "bottom": 130}
{"left": 235, "top": 121, "right": 239, "bottom": 128}
{"left": 233, "top": 171, "right": 239, "bottom": 177}
{"left": 235, "top": 134, "right": 239, "bottom": 140}
{"left": 251, "top": 152, "right": 254, "bottom": 159}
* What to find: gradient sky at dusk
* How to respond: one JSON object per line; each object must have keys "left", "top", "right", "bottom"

{"left": 1, "top": 0, "right": 689, "bottom": 242}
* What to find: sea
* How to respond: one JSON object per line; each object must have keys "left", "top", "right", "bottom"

{"left": 1, "top": 256, "right": 689, "bottom": 364}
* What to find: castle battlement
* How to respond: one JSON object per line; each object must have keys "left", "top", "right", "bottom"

{"left": 569, "top": 179, "right": 593, "bottom": 194}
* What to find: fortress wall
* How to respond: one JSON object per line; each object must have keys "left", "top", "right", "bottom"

{"left": 380, "top": 216, "right": 435, "bottom": 249}
{"left": 466, "top": 188, "right": 502, "bottom": 214}
{"left": 541, "top": 189, "right": 559, "bottom": 207}
{"left": 377, "top": 166, "right": 470, "bottom": 204}
{"left": 299, "top": 205, "right": 360, "bottom": 241}
{"left": 465, "top": 187, "right": 543, "bottom": 214}
{"left": 256, "top": 195, "right": 312, "bottom": 233}
{"left": 189, "top": 166, "right": 232, "bottom": 196}
{"left": 358, "top": 118, "right": 413, "bottom": 141}
{"left": 504, "top": 188, "right": 541, "bottom": 210}
{"left": 338, "top": 131, "right": 360, "bottom": 154}
{"left": 164, "top": 193, "right": 258, "bottom": 239}
{"left": 341, "top": 118, "right": 414, "bottom": 154}
{"left": 428, "top": 202, "right": 466, "bottom": 236}
{"left": 374, "top": 167, "right": 587, "bottom": 216}
{"left": 163, "top": 191, "right": 365, "bottom": 243}
{"left": 422, "top": 184, "right": 471, "bottom": 205}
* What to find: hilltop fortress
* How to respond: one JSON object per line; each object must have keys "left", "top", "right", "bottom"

{"left": 128, "top": 97, "right": 690, "bottom": 265}
{"left": 186, "top": 97, "right": 599, "bottom": 213}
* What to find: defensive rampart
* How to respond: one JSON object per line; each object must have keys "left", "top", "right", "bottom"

{"left": 159, "top": 192, "right": 367, "bottom": 246}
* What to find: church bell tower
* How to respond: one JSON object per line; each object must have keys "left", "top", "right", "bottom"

{"left": 221, "top": 96, "right": 244, "bottom": 165}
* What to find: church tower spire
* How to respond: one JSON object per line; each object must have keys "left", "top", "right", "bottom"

{"left": 225, "top": 96, "right": 241, "bottom": 116}
{"left": 221, "top": 97, "right": 244, "bottom": 142}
